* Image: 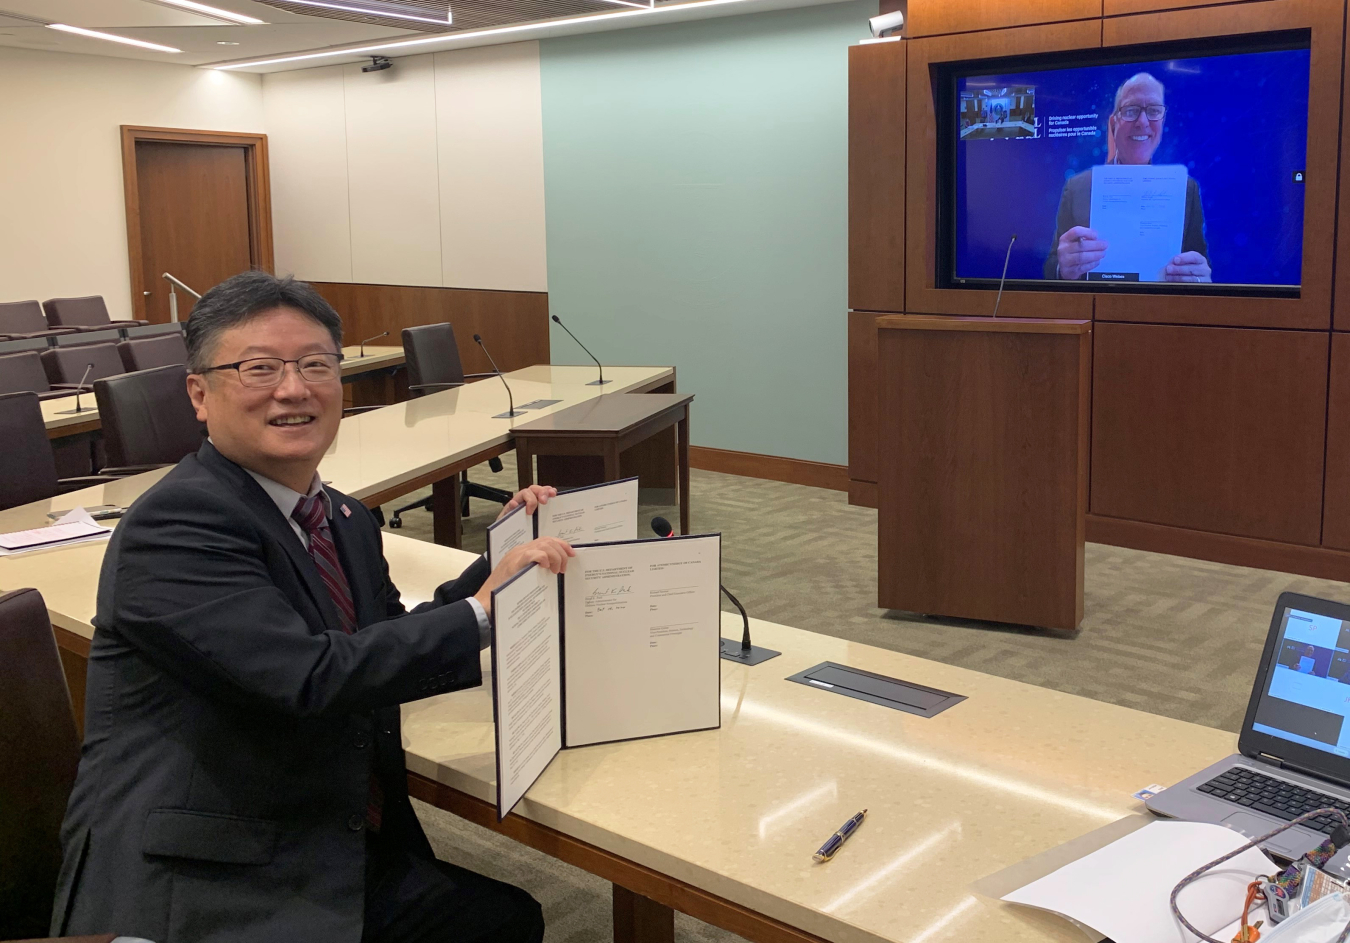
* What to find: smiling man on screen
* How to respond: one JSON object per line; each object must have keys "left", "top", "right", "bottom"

{"left": 1044, "top": 72, "right": 1212, "bottom": 282}
{"left": 52, "top": 271, "right": 573, "bottom": 943}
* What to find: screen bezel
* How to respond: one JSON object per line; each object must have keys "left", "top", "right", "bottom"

{"left": 1239, "top": 591, "right": 1350, "bottom": 780}
{"left": 934, "top": 30, "right": 1312, "bottom": 299}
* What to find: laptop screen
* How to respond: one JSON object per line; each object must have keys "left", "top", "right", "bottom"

{"left": 1252, "top": 606, "right": 1350, "bottom": 758}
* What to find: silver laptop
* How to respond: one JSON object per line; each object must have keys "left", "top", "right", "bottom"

{"left": 1148, "top": 592, "right": 1350, "bottom": 873}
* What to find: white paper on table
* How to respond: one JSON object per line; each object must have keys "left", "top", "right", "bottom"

{"left": 0, "top": 507, "right": 111, "bottom": 554}
{"left": 1088, "top": 163, "right": 1189, "bottom": 282}
{"left": 536, "top": 478, "right": 638, "bottom": 547}
{"left": 489, "top": 562, "right": 562, "bottom": 820}
{"left": 1003, "top": 820, "right": 1276, "bottom": 943}
{"left": 486, "top": 503, "right": 532, "bottom": 570}
{"left": 562, "top": 534, "right": 721, "bottom": 747}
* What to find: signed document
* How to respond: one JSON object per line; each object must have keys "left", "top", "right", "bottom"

{"left": 487, "top": 477, "right": 638, "bottom": 568}
{"left": 1088, "top": 163, "right": 1187, "bottom": 283}
{"left": 563, "top": 535, "right": 722, "bottom": 747}
{"left": 489, "top": 533, "right": 721, "bottom": 818}
{"left": 490, "top": 563, "right": 562, "bottom": 820}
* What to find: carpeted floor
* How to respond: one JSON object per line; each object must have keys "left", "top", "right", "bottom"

{"left": 380, "top": 454, "right": 1350, "bottom": 943}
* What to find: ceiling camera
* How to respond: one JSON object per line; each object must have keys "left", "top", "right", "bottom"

{"left": 362, "top": 56, "right": 392, "bottom": 73}
{"left": 868, "top": 10, "right": 905, "bottom": 38}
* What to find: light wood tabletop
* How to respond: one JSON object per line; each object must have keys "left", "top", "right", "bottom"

{"left": 339, "top": 344, "right": 405, "bottom": 376}
{"left": 1, "top": 517, "right": 1236, "bottom": 943}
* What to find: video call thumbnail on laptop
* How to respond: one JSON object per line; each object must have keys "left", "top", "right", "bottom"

{"left": 1147, "top": 593, "right": 1350, "bottom": 870}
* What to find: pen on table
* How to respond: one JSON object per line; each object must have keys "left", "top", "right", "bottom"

{"left": 813, "top": 809, "right": 867, "bottom": 862}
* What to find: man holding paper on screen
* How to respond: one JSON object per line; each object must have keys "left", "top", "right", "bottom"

{"left": 1044, "top": 72, "right": 1211, "bottom": 282}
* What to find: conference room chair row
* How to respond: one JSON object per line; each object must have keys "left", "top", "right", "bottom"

{"left": 0, "top": 333, "right": 187, "bottom": 401}
{"left": 0, "top": 362, "right": 204, "bottom": 511}
{"left": 0, "top": 297, "right": 147, "bottom": 343}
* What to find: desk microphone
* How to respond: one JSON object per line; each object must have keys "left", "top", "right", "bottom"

{"left": 72, "top": 362, "right": 94, "bottom": 414}
{"left": 551, "top": 315, "right": 609, "bottom": 386}
{"left": 358, "top": 331, "right": 388, "bottom": 357}
{"left": 473, "top": 333, "right": 519, "bottom": 418}
{"left": 992, "top": 233, "right": 1017, "bottom": 319}
{"left": 652, "top": 516, "right": 780, "bottom": 666}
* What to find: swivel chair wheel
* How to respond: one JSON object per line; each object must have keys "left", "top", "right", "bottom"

{"left": 389, "top": 516, "right": 403, "bottom": 529}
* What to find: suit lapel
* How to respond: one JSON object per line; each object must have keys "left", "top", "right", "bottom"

{"left": 194, "top": 442, "right": 344, "bottom": 635}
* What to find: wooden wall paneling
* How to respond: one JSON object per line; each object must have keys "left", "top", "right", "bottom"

{"left": 1098, "top": 0, "right": 1340, "bottom": 330}
{"left": 1322, "top": 333, "right": 1350, "bottom": 548}
{"left": 905, "top": 22, "right": 1101, "bottom": 319}
{"left": 310, "top": 282, "right": 550, "bottom": 375}
{"left": 848, "top": 310, "right": 880, "bottom": 485}
{"left": 1090, "top": 322, "right": 1329, "bottom": 545}
{"left": 848, "top": 41, "right": 906, "bottom": 313}
{"left": 907, "top": 0, "right": 1101, "bottom": 38}
{"left": 1336, "top": 0, "right": 1350, "bottom": 331}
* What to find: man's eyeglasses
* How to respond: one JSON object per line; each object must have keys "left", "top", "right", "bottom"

{"left": 1117, "top": 104, "right": 1165, "bottom": 122}
{"left": 201, "top": 353, "right": 343, "bottom": 389}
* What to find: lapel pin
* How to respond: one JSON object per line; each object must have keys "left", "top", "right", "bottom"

{"left": 341, "top": 504, "right": 351, "bottom": 518}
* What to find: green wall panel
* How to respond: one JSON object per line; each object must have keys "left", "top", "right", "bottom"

{"left": 541, "top": 0, "right": 874, "bottom": 466}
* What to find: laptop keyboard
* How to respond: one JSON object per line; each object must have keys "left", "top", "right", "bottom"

{"left": 1198, "top": 767, "right": 1350, "bottom": 834}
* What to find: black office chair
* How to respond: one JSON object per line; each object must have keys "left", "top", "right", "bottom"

{"left": 0, "top": 587, "right": 82, "bottom": 940}
{"left": 0, "top": 392, "right": 121, "bottom": 511}
{"left": 93, "top": 365, "right": 205, "bottom": 475}
{"left": 389, "top": 324, "right": 511, "bottom": 528}
{"left": 117, "top": 331, "right": 187, "bottom": 372}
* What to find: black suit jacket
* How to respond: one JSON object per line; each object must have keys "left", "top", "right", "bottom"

{"left": 52, "top": 441, "right": 489, "bottom": 943}
{"left": 1043, "top": 168, "right": 1209, "bottom": 279}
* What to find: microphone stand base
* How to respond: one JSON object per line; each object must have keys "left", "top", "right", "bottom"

{"left": 493, "top": 409, "right": 524, "bottom": 419}
{"left": 586, "top": 379, "right": 612, "bottom": 386}
{"left": 720, "top": 638, "right": 781, "bottom": 666}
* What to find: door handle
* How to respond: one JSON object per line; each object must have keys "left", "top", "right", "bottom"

{"left": 143, "top": 291, "right": 151, "bottom": 297}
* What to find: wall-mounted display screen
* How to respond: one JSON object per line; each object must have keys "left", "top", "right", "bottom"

{"left": 942, "top": 38, "right": 1311, "bottom": 295}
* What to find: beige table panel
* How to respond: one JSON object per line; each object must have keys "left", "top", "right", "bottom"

{"left": 41, "top": 394, "right": 100, "bottom": 438}
{"left": 402, "top": 614, "right": 1235, "bottom": 943}
{"left": 340, "top": 345, "right": 405, "bottom": 377}
{"left": 320, "top": 366, "right": 673, "bottom": 501}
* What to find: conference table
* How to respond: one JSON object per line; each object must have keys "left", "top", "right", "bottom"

{"left": 1, "top": 516, "right": 1240, "bottom": 943}
{"left": 40, "top": 344, "right": 409, "bottom": 441}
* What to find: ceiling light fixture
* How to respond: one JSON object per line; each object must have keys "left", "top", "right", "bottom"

{"left": 212, "top": 0, "right": 762, "bottom": 70}
{"left": 217, "top": 40, "right": 241, "bottom": 44}
{"left": 595, "top": 0, "right": 655, "bottom": 8}
{"left": 47, "top": 23, "right": 182, "bottom": 53}
{"left": 153, "top": 0, "right": 266, "bottom": 25}
{"left": 277, "top": 0, "right": 452, "bottom": 26}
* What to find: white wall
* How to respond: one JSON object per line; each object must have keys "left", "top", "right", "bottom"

{"left": 264, "top": 41, "right": 547, "bottom": 293}
{"left": 0, "top": 47, "right": 263, "bottom": 322}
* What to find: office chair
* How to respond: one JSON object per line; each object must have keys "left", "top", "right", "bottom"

{"left": 94, "top": 365, "right": 205, "bottom": 475}
{"left": 388, "top": 323, "right": 511, "bottom": 527}
{"left": 42, "top": 295, "right": 148, "bottom": 332}
{"left": 0, "top": 392, "right": 122, "bottom": 510}
{"left": 0, "top": 587, "right": 82, "bottom": 940}
{"left": 0, "top": 350, "right": 79, "bottom": 401}
{"left": 117, "top": 330, "right": 187, "bottom": 372}
{"left": 0, "top": 300, "right": 80, "bottom": 341}
{"left": 39, "top": 342, "right": 126, "bottom": 390}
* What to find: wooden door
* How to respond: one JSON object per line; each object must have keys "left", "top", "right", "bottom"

{"left": 135, "top": 142, "right": 253, "bottom": 323}
{"left": 122, "top": 126, "right": 273, "bottom": 324}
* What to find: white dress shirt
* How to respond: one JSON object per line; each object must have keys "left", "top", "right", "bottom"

{"left": 243, "top": 468, "right": 490, "bottom": 642}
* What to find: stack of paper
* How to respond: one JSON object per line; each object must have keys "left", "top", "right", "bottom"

{"left": 1003, "top": 820, "right": 1276, "bottom": 943}
{"left": 0, "top": 507, "right": 112, "bottom": 555}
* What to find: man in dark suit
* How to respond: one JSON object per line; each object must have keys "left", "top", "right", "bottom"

{"left": 1044, "top": 72, "right": 1211, "bottom": 282}
{"left": 52, "top": 271, "right": 573, "bottom": 943}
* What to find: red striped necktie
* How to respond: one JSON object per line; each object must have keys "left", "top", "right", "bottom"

{"left": 292, "top": 492, "right": 357, "bottom": 636}
{"left": 291, "top": 492, "right": 382, "bottom": 830}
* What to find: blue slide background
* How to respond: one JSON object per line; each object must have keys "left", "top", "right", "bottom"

{"left": 954, "top": 47, "right": 1310, "bottom": 285}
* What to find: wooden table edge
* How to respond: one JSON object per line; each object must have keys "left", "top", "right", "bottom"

{"left": 407, "top": 771, "right": 834, "bottom": 943}
{"left": 876, "top": 315, "right": 1092, "bottom": 334}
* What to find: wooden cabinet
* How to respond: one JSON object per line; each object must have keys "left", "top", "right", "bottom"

{"left": 848, "top": 42, "right": 905, "bottom": 314}
{"left": 1091, "top": 322, "right": 1329, "bottom": 545}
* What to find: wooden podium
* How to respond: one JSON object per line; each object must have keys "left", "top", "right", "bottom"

{"left": 876, "top": 316, "right": 1090, "bottom": 631}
